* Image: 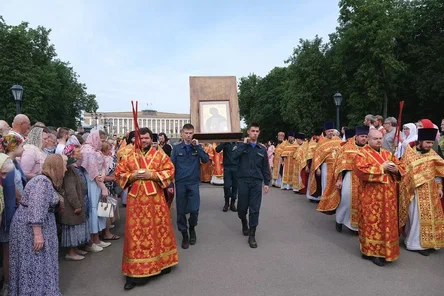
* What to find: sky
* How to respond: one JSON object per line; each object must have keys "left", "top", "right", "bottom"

{"left": 0, "top": 0, "right": 340, "bottom": 114}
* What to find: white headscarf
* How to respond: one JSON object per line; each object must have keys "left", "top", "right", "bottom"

{"left": 396, "top": 123, "right": 417, "bottom": 158}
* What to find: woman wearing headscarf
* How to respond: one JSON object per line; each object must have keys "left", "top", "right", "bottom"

{"left": 8, "top": 154, "right": 66, "bottom": 296}
{"left": 0, "top": 154, "right": 15, "bottom": 218}
{"left": 78, "top": 131, "right": 110, "bottom": 252}
{"left": 116, "top": 131, "right": 135, "bottom": 206}
{"left": 100, "top": 141, "right": 120, "bottom": 241}
{"left": 396, "top": 123, "right": 418, "bottom": 158}
{"left": 0, "top": 135, "right": 27, "bottom": 295}
{"left": 60, "top": 144, "right": 90, "bottom": 261}
{"left": 20, "top": 127, "right": 49, "bottom": 180}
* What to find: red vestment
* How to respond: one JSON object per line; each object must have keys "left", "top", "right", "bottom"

{"left": 353, "top": 145, "right": 402, "bottom": 261}
{"left": 115, "top": 147, "right": 178, "bottom": 277}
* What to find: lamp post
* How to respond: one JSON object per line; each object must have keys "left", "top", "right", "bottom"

{"left": 11, "top": 84, "right": 24, "bottom": 115}
{"left": 333, "top": 92, "right": 343, "bottom": 130}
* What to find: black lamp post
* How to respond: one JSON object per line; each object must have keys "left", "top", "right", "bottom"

{"left": 333, "top": 92, "right": 343, "bottom": 130}
{"left": 11, "top": 84, "right": 24, "bottom": 115}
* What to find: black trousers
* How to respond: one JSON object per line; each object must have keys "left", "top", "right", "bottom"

{"left": 223, "top": 166, "right": 238, "bottom": 201}
{"left": 237, "top": 179, "right": 262, "bottom": 228}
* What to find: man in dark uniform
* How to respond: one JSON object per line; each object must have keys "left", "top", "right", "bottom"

{"left": 216, "top": 142, "right": 239, "bottom": 212}
{"left": 232, "top": 123, "right": 271, "bottom": 248}
{"left": 171, "top": 124, "right": 210, "bottom": 249}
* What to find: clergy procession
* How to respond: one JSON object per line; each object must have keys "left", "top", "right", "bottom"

{"left": 270, "top": 116, "right": 444, "bottom": 267}
{"left": 1, "top": 110, "right": 444, "bottom": 295}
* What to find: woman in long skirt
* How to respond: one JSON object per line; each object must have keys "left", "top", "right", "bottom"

{"left": 8, "top": 155, "right": 66, "bottom": 296}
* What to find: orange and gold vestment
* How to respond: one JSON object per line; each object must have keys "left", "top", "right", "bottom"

{"left": 317, "top": 137, "right": 362, "bottom": 227}
{"left": 309, "top": 136, "right": 342, "bottom": 195}
{"left": 211, "top": 143, "right": 224, "bottom": 178}
{"left": 272, "top": 141, "right": 287, "bottom": 186}
{"left": 115, "top": 146, "right": 178, "bottom": 278}
{"left": 353, "top": 145, "right": 402, "bottom": 261}
{"left": 281, "top": 141, "right": 299, "bottom": 186}
{"left": 399, "top": 145, "right": 444, "bottom": 248}
{"left": 291, "top": 141, "right": 309, "bottom": 193}
{"left": 200, "top": 144, "right": 214, "bottom": 182}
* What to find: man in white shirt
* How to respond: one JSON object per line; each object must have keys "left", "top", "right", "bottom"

{"left": 55, "top": 127, "right": 70, "bottom": 154}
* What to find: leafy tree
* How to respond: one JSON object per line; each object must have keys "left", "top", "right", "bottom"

{"left": 0, "top": 17, "right": 97, "bottom": 128}
{"left": 282, "top": 36, "right": 335, "bottom": 135}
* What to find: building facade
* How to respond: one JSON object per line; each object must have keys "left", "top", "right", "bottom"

{"left": 83, "top": 110, "right": 191, "bottom": 138}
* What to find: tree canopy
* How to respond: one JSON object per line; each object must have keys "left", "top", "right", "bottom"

{"left": 238, "top": 0, "right": 444, "bottom": 142}
{"left": 0, "top": 17, "right": 98, "bottom": 128}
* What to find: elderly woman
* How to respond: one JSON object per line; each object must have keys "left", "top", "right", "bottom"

{"left": 396, "top": 123, "right": 418, "bottom": 158}
{"left": 0, "top": 135, "right": 27, "bottom": 295}
{"left": 0, "top": 154, "right": 14, "bottom": 217}
{"left": 60, "top": 143, "right": 90, "bottom": 261}
{"left": 20, "top": 127, "right": 49, "bottom": 180}
{"left": 101, "top": 141, "right": 120, "bottom": 241}
{"left": 79, "top": 131, "right": 111, "bottom": 252}
{"left": 8, "top": 154, "right": 67, "bottom": 296}
{"left": 0, "top": 154, "right": 15, "bottom": 216}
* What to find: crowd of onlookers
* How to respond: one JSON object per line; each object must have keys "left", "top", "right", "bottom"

{"left": 0, "top": 114, "right": 129, "bottom": 295}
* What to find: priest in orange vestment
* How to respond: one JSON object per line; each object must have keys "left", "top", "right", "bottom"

{"left": 399, "top": 128, "right": 444, "bottom": 256}
{"left": 281, "top": 132, "right": 299, "bottom": 190}
{"left": 211, "top": 142, "right": 224, "bottom": 185}
{"left": 318, "top": 126, "right": 368, "bottom": 233}
{"left": 353, "top": 129, "right": 402, "bottom": 267}
{"left": 271, "top": 132, "right": 286, "bottom": 187}
{"left": 309, "top": 122, "right": 342, "bottom": 202}
{"left": 200, "top": 143, "right": 214, "bottom": 183}
{"left": 115, "top": 128, "right": 179, "bottom": 290}
{"left": 305, "top": 130, "right": 322, "bottom": 201}
{"left": 292, "top": 135, "right": 309, "bottom": 194}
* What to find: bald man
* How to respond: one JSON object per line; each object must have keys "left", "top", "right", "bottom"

{"left": 0, "top": 120, "right": 11, "bottom": 135}
{"left": 353, "top": 129, "right": 403, "bottom": 266}
{"left": 10, "top": 114, "right": 31, "bottom": 141}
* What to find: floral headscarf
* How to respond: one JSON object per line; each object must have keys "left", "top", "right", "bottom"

{"left": 25, "top": 127, "right": 44, "bottom": 149}
{"left": 0, "top": 135, "right": 23, "bottom": 154}
{"left": 0, "top": 153, "right": 9, "bottom": 170}
{"left": 79, "top": 131, "right": 104, "bottom": 180}
{"left": 63, "top": 144, "right": 78, "bottom": 165}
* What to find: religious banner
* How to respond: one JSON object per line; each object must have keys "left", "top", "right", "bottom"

{"left": 190, "top": 76, "right": 242, "bottom": 142}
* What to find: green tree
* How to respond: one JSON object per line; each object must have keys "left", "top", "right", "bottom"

{"left": 238, "top": 68, "right": 289, "bottom": 142}
{"left": 332, "top": 0, "right": 406, "bottom": 122}
{"left": 0, "top": 17, "right": 97, "bottom": 128}
{"left": 282, "top": 36, "right": 335, "bottom": 135}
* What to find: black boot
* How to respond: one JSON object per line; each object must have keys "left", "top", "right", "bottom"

{"left": 241, "top": 218, "right": 249, "bottom": 236}
{"left": 124, "top": 278, "right": 136, "bottom": 290}
{"left": 248, "top": 226, "right": 257, "bottom": 248}
{"left": 418, "top": 249, "right": 430, "bottom": 256}
{"left": 223, "top": 199, "right": 229, "bottom": 212}
{"left": 189, "top": 227, "right": 197, "bottom": 245}
{"left": 161, "top": 267, "right": 172, "bottom": 275}
{"left": 362, "top": 254, "right": 385, "bottom": 267}
{"left": 181, "top": 232, "right": 190, "bottom": 249}
{"left": 335, "top": 222, "right": 343, "bottom": 233}
{"left": 230, "top": 199, "right": 237, "bottom": 212}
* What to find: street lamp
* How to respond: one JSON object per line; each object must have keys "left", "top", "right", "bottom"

{"left": 11, "top": 84, "right": 24, "bottom": 115}
{"left": 333, "top": 92, "right": 343, "bottom": 130}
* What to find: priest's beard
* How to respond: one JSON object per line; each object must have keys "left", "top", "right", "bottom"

{"left": 417, "top": 146, "right": 431, "bottom": 154}
{"left": 143, "top": 145, "right": 152, "bottom": 153}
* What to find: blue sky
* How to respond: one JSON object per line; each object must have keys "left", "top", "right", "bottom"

{"left": 0, "top": 0, "right": 339, "bottom": 114}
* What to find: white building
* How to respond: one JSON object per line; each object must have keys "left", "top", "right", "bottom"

{"left": 83, "top": 110, "right": 190, "bottom": 138}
